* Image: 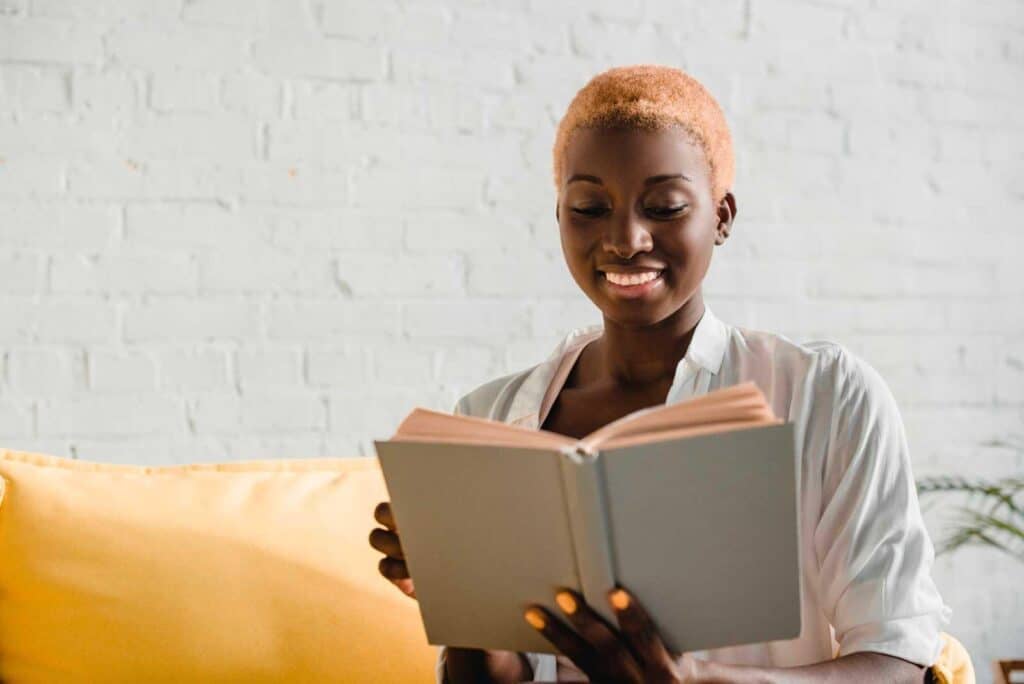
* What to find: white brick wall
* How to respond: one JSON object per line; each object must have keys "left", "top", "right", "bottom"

{"left": 0, "top": 0, "right": 1021, "bottom": 674}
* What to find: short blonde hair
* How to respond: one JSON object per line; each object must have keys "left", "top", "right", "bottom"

{"left": 552, "top": 64, "right": 735, "bottom": 204}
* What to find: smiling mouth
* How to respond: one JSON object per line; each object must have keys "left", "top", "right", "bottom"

{"left": 599, "top": 269, "right": 665, "bottom": 298}
{"left": 603, "top": 270, "right": 661, "bottom": 286}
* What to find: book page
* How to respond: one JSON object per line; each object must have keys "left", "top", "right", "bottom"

{"left": 390, "top": 381, "right": 778, "bottom": 451}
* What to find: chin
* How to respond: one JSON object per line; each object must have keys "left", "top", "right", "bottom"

{"left": 591, "top": 297, "right": 678, "bottom": 329}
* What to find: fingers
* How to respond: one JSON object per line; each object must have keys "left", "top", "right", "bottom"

{"left": 524, "top": 590, "right": 642, "bottom": 682}
{"left": 378, "top": 556, "right": 410, "bottom": 580}
{"left": 553, "top": 588, "right": 638, "bottom": 674}
{"left": 368, "top": 527, "right": 404, "bottom": 560}
{"left": 373, "top": 501, "right": 396, "bottom": 531}
{"left": 522, "top": 605, "right": 600, "bottom": 673}
{"left": 371, "top": 500, "right": 415, "bottom": 598}
{"left": 606, "top": 586, "right": 676, "bottom": 678}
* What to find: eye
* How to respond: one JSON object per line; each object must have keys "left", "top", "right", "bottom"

{"left": 571, "top": 206, "right": 610, "bottom": 217}
{"left": 646, "top": 205, "right": 687, "bottom": 218}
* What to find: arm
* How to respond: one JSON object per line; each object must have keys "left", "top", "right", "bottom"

{"left": 439, "top": 647, "right": 533, "bottom": 683}
{"left": 810, "top": 350, "right": 950, "bottom": 666}
{"left": 696, "top": 651, "right": 926, "bottom": 683}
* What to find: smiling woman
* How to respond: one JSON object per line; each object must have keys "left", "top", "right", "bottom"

{"left": 370, "top": 64, "right": 954, "bottom": 684}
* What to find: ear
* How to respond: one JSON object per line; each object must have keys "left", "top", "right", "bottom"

{"left": 714, "top": 191, "right": 737, "bottom": 246}
{"left": 554, "top": 199, "right": 560, "bottom": 223}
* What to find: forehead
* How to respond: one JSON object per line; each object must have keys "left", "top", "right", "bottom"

{"left": 562, "top": 126, "right": 711, "bottom": 190}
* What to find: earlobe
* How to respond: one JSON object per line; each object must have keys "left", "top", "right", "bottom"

{"left": 715, "top": 191, "right": 736, "bottom": 246}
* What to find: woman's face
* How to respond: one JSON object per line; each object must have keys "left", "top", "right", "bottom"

{"left": 556, "top": 126, "right": 736, "bottom": 328}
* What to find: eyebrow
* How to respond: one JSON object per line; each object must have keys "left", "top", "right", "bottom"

{"left": 566, "top": 173, "right": 692, "bottom": 186}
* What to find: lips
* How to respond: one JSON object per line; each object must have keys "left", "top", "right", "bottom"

{"left": 603, "top": 270, "right": 661, "bottom": 286}
{"left": 598, "top": 268, "right": 666, "bottom": 299}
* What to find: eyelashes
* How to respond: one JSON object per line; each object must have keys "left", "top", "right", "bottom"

{"left": 571, "top": 206, "right": 687, "bottom": 218}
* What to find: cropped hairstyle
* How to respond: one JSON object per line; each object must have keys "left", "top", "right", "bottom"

{"left": 552, "top": 64, "right": 735, "bottom": 204}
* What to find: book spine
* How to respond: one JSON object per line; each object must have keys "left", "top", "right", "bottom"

{"left": 558, "top": 447, "right": 618, "bottom": 626}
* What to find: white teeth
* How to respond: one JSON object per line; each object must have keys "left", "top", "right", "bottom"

{"left": 605, "top": 270, "right": 660, "bottom": 286}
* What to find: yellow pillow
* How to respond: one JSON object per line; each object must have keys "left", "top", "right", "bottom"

{"left": 0, "top": 449, "right": 435, "bottom": 683}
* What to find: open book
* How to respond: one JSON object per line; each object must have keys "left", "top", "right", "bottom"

{"left": 374, "top": 381, "right": 801, "bottom": 656}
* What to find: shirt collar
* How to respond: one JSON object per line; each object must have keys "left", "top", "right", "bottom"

{"left": 505, "top": 303, "right": 730, "bottom": 428}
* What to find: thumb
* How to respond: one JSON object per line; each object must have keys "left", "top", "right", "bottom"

{"left": 393, "top": 577, "right": 416, "bottom": 599}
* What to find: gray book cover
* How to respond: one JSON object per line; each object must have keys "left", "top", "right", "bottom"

{"left": 374, "top": 421, "right": 801, "bottom": 656}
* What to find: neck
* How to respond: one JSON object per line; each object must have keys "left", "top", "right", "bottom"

{"left": 596, "top": 292, "right": 706, "bottom": 387}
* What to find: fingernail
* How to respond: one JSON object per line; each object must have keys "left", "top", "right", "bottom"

{"left": 609, "top": 588, "right": 630, "bottom": 610}
{"left": 523, "top": 608, "right": 546, "bottom": 630}
{"left": 555, "top": 590, "right": 577, "bottom": 615}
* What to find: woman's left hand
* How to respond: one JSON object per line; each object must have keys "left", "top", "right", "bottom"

{"left": 523, "top": 586, "right": 701, "bottom": 683}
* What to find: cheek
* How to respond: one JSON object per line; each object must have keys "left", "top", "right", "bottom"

{"left": 559, "top": 224, "right": 595, "bottom": 274}
{"left": 659, "top": 220, "right": 716, "bottom": 282}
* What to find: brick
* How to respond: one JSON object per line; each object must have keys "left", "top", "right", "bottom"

{"left": 530, "top": 299, "right": 602, "bottom": 338}
{"left": 0, "top": 0, "right": 26, "bottom": 16}
{"left": 88, "top": 349, "right": 157, "bottom": 391}
{"left": 70, "top": 438, "right": 172, "bottom": 465}
{"left": 236, "top": 346, "right": 303, "bottom": 389}
{"left": 372, "top": 343, "right": 436, "bottom": 385}
{"left": 306, "top": 344, "right": 371, "bottom": 387}
{"left": 107, "top": 23, "right": 248, "bottom": 71}
{"left": 351, "top": 167, "right": 482, "bottom": 209}
{"left": 264, "top": 208, "right": 404, "bottom": 251}
{"left": 404, "top": 211, "right": 531, "bottom": 252}
{"left": 150, "top": 70, "right": 220, "bottom": 113}
{"left": 335, "top": 253, "right": 463, "bottom": 296}
{"left": 222, "top": 72, "right": 280, "bottom": 117}
{"left": 392, "top": 47, "right": 514, "bottom": 90}
{"left": 157, "top": 348, "right": 230, "bottom": 391}
{"left": 360, "top": 83, "right": 484, "bottom": 132}
{"left": 290, "top": 80, "right": 358, "bottom": 120}
{"left": 0, "top": 65, "right": 68, "bottom": 112}
{"left": 0, "top": 398, "right": 34, "bottom": 437}
{"left": 404, "top": 299, "right": 531, "bottom": 340}
{"left": 251, "top": 37, "right": 385, "bottom": 80}
{"left": 7, "top": 347, "right": 83, "bottom": 395}
{"left": 0, "top": 118, "right": 118, "bottom": 159}
{"left": 237, "top": 163, "right": 350, "bottom": 206}
{"left": 181, "top": 0, "right": 273, "bottom": 28}
{"left": 31, "top": 0, "right": 179, "bottom": 19}
{"left": 71, "top": 67, "right": 139, "bottom": 114}
{"left": 266, "top": 298, "right": 400, "bottom": 340}
{"left": 125, "top": 203, "right": 262, "bottom": 249}
{"left": 0, "top": 251, "right": 46, "bottom": 294}
{"left": 320, "top": 0, "right": 402, "bottom": 39}
{"left": 0, "top": 296, "right": 118, "bottom": 343}
{"left": 812, "top": 260, "right": 998, "bottom": 298}
{"left": 190, "top": 393, "right": 325, "bottom": 433}
{"left": 38, "top": 394, "right": 182, "bottom": 437}
{"left": 124, "top": 297, "right": 260, "bottom": 342}
{"left": 0, "top": 159, "right": 64, "bottom": 196}
{"left": 225, "top": 434, "right": 326, "bottom": 461}
{"left": 51, "top": 252, "right": 196, "bottom": 294}
{"left": 119, "top": 114, "right": 257, "bottom": 161}
{"left": 0, "top": 17, "right": 104, "bottom": 63}
{"left": 467, "top": 253, "right": 578, "bottom": 298}
{"left": 327, "top": 390, "right": 426, "bottom": 439}
{"left": 199, "top": 249, "right": 333, "bottom": 293}
{"left": 435, "top": 344, "right": 496, "bottom": 385}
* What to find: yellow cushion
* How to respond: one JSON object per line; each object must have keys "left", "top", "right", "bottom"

{"left": 0, "top": 449, "right": 435, "bottom": 683}
{"left": 928, "top": 632, "right": 976, "bottom": 684}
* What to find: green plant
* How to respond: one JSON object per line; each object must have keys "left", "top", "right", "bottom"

{"left": 916, "top": 475, "right": 1024, "bottom": 563}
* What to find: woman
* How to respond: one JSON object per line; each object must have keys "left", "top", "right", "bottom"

{"left": 370, "top": 65, "right": 951, "bottom": 683}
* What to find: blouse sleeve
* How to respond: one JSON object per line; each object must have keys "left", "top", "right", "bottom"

{"left": 433, "top": 395, "right": 559, "bottom": 682}
{"left": 813, "top": 349, "right": 952, "bottom": 666}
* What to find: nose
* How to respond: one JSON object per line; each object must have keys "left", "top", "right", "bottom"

{"left": 602, "top": 209, "right": 653, "bottom": 260}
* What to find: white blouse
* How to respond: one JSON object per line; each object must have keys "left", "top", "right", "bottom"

{"left": 437, "top": 303, "right": 951, "bottom": 682}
